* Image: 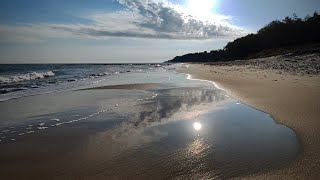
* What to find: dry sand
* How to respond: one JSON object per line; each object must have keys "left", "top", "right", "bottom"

{"left": 178, "top": 61, "right": 320, "bottom": 179}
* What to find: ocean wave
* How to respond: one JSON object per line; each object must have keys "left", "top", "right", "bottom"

{"left": 0, "top": 71, "right": 55, "bottom": 84}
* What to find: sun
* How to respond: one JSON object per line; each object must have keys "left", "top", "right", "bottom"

{"left": 187, "top": 0, "right": 216, "bottom": 19}
{"left": 193, "top": 122, "right": 202, "bottom": 131}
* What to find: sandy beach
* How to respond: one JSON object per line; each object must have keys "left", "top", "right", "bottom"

{"left": 1, "top": 0, "right": 319, "bottom": 178}
{"left": 177, "top": 54, "right": 320, "bottom": 179}
{"left": 0, "top": 69, "right": 302, "bottom": 179}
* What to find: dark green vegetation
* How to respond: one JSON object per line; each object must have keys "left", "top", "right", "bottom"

{"left": 168, "top": 12, "right": 320, "bottom": 63}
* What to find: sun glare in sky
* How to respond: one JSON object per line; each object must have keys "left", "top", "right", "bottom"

{"left": 1, "top": 0, "right": 319, "bottom": 63}
{"left": 187, "top": 0, "right": 216, "bottom": 19}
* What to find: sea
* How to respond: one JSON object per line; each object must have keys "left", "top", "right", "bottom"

{"left": 0, "top": 64, "right": 177, "bottom": 102}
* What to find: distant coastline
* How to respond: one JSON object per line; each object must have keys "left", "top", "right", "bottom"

{"left": 167, "top": 12, "right": 320, "bottom": 63}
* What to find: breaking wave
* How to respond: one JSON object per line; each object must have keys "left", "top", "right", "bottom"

{"left": 0, "top": 71, "right": 55, "bottom": 84}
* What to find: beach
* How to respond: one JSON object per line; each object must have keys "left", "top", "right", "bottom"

{"left": 177, "top": 54, "right": 320, "bottom": 179}
{"left": 0, "top": 65, "right": 301, "bottom": 179}
{"left": 1, "top": 0, "right": 319, "bottom": 179}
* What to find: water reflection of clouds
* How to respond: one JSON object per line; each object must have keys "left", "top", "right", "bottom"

{"left": 81, "top": 87, "right": 299, "bottom": 179}
{"left": 82, "top": 87, "right": 228, "bottom": 157}
{"left": 111, "top": 87, "right": 228, "bottom": 139}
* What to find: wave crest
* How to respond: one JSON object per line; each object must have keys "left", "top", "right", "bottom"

{"left": 0, "top": 71, "right": 55, "bottom": 84}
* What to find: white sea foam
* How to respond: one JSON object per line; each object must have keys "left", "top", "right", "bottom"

{"left": 0, "top": 71, "right": 55, "bottom": 84}
{"left": 55, "top": 123, "right": 64, "bottom": 126}
{"left": 183, "top": 73, "right": 223, "bottom": 91}
{"left": 49, "top": 109, "right": 109, "bottom": 128}
{"left": 51, "top": 118, "right": 60, "bottom": 122}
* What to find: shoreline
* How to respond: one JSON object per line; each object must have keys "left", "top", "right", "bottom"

{"left": 0, "top": 68, "right": 306, "bottom": 179}
{"left": 177, "top": 57, "right": 320, "bottom": 179}
{"left": 80, "top": 83, "right": 162, "bottom": 90}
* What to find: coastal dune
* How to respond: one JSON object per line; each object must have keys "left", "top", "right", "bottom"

{"left": 177, "top": 55, "right": 320, "bottom": 179}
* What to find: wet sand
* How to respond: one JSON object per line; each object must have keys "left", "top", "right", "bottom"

{"left": 0, "top": 71, "right": 301, "bottom": 179}
{"left": 82, "top": 83, "right": 161, "bottom": 90}
{"left": 177, "top": 60, "right": 320, "bottom": 179}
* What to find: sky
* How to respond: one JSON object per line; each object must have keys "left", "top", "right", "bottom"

{"left": 0, "top": 0, "right": 319, "bottom": 63}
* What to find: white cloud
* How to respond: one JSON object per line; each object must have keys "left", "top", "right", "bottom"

{"left": 0, "top": 0, "right": 247, "bottom": 43}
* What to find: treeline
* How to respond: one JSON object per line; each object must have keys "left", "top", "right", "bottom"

{"left": 168, "top": 12, "right": 320, "bottom": 62}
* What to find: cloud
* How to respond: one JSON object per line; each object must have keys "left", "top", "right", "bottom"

{"left": 0, "top": 0, "right": 246, "bottom": 43}
{"left": 0, "top": 24, "right": 80, "bottom": 44}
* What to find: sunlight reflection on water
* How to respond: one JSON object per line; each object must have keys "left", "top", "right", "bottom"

{"left": 0, "top": 71, "right": 300, "bottom": 179}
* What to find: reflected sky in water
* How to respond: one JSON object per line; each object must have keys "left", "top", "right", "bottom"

{"left": 73, "top": 80, "right": 299, "bottom": 179}
{"left": 0, "top": 71, "right": 300, "bottom": 179}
